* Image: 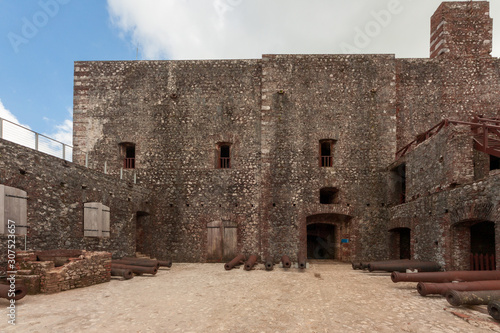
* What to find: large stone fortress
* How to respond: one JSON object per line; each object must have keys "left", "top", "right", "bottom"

{"left": 1, "top": 2, "right": 499, "bottom": 269}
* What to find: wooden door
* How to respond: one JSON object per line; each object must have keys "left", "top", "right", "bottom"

{"left": 223, "top": 220, "right": 237, "bottom": 261}
{"left": 207, "top": 220, "right": 238, "bottom": 262}
{"left": 207, "top": 221, "right": 223, "bottom": 262}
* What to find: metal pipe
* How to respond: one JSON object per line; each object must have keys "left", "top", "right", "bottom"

{"left": 417, "top": 280, "right": 500, "bottom": 296}
{"left": 488, "top": 300, "right": 500, "bottom": 321}
{"left": 297, "top": 252, "right": 307, "bottom": 269}
{"left": 281, "top": 255, "right": 291, "bottom": 269}
{"left": 110, "top": 263, "right": 158, "bottom": 275}
{"left": 111, "top": 268, "right": 133, "bottom": 280}
{"left": 224, "top": 254, "right": 245, "bottom": 271}
{"left": 368, "top": 261, "right": 440, "bottom": 272}
{"left": 265, "top": 256, "right": 274, "bottom": 271}
{"left": 445, "top": 290, "right": 500, "bottom": 306}
{"left": 392, "top": 270, "right": 500, "bottom": 283}
{"left": 244, "top": 255, "right": 258, "bottom": 271}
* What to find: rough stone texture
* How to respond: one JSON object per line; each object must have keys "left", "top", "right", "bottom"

{"left": 68, "top": 1, "right": 499, "bottom": 266}
{"left": 430, "top": 1, "right": 492, "bottom": 58}
{"left": 0, "top": 139, "right": 151, "bottom": 265}
{"left": 389, "top": 125, "right": 500, "bottom": 268}
{"left": 15, "top": 250, "right": 111, "bottom": 294}
{"left": 0, "top": 2, "right": 498, "bottom": 269}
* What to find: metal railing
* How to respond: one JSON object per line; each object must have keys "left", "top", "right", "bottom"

{"left": 123, "top": 158, "right": 135, "bottom": 169}
{"left": 470, "top": 253, "right": 496, "bottom": 271}
{"left": 0, "top": 117, "right": 72, "bottom": 161}
{"left": 219, "top": 157, "right": 231, "bottom": 169}
{"left": 320, "top": 156, "right": 333, "bottom": 167}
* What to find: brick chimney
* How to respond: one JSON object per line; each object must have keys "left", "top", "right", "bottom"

{"left": 430, "top": 1, "right": 492, "bottom": 58}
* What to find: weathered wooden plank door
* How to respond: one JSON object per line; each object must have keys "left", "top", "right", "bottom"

{"left": 222, "top": 220, "right": 238, "bottom": 261}
{"left": 207, "top": 221, "right": 223, "bottom": 262}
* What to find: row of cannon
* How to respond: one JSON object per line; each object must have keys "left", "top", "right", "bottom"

{"left": 353, "top": 259, "right": 500, "bottom": 321}
{"left": 225, "top": 253, "right": 307, "bottom": 271}
{"left": 110, "top": 257, "right": 172, "bottom": 280}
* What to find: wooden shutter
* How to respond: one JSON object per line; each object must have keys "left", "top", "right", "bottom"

{"left": 102, "top": 205, "right": 110, "bottom": 238}
{"left": 0, "top": 185, "right": 28, "bottom": 235}
{"left": 84, "top": 202, "right": 102, "bottom": 237}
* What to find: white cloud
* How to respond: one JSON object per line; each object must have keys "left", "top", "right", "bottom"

{"left": 43, "top": 108, "right": 73, "bottom": 146}
{"left": 0, "top": 99, "right": 72, "bottom": 160}
{"left": 0, "top": 98, "right": 27, "bottom": 127}
{"left": 107, "top": 0, "right": 500, "bottom": 60}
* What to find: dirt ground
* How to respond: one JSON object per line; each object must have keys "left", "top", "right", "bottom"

{"left": 1, "top": 261, "right": 500, "bottom": 333}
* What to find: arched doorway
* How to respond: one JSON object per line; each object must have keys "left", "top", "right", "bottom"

{"left": 389, "top": 227, "right": 411, "bottom": 259}
{"left": 305, "top": 213, "right": 351, "bottom": 261}
{"left": 307, "top": 224, "right": 336, "bottom": 259}
{"left": 452, "top": 220, "right": 496, "bottom": 270}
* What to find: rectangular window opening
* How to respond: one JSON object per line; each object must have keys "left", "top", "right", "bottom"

{"left": 490, "top": 155, "right": 500, "bottom": 171}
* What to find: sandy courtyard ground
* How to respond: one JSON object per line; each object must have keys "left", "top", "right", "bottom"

{"left": 1, "top": 261, "right": 500, "bottom": 332}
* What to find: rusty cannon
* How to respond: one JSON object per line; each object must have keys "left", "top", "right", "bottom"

{"left": 116, "top": 258, "right": 160, "bottom": 269}
{"left": 488, "top": 300, "right": 500, "bottom": 321}
{"left": 297, "top": 252, "right": 307, "bottom": 269}
{"left": 417, "top": 280, "right": 500, "bottom": 296}
{"left": 445, "top": 290, "right": 500, "bottom": 306}
{"left": 111, "top": 263, "right": 158, "bottom": 275}
{"left": 0, "top": 282, "right": 27, "bottom": 301}
{"left": 225, "top": 254, "right": 245, "bottom": 271}
{"left": 360, "top": 259, "right": 411, "bottom": 270}
{"left": 158, "top": 260, "right": 172, "bottom": 268}
{"left": 111, "top": 268, "right": 134, "bottom": 280}
{"left": 351, "top": 262, "right": 363, "bottom": 270}
{"left": 392, "top": 270, "right": 500, "bottom": 283}
{"left": 281, "top": 255, "right": 291, "bottom": 269}
{"left": 245, "top": 255, "right": 258, "bottom": 271}
{"left": 368, "top": 260, "right": 440, "bottom": 273}
{"left": 265, "top": 256, "right": 274, "bottom": 271}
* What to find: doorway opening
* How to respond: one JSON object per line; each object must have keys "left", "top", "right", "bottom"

{"left": 390, "top": 227, "right": 411, "bottom": 259}
{"left": 307, "top": 224, "right": 336, "bottom": 259}
{"left": 136, "top": 211, "right": 150, "bottom": 254}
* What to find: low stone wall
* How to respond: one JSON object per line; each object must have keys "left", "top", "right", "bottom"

{"left": 15, "top": 250, "right": 111, "bottom": 294}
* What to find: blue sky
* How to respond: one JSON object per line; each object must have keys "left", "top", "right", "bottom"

{"left": 1, "top": 0, "right": 499, "bottom": 147}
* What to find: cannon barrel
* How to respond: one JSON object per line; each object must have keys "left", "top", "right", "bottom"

{"left": 281, "top": 255, "right": 291, "bottom": 269}
{"left": 224, "top": 254, "right": 245, "bottom": 271}
{"left": 392, "top": 270, "right": 500, "bottom": 283}
{"left": 360, "top": 260, "right": 411, "bottom": 270}
{"left": 368, "top": 260, "right": 440, "bottom": 272}
{"left": 115, "top": 258, "right": 160, "bottom": 268}
{"left": 111, "top": 263, "right": 158, "bottom": 275}
{"left": 111, "top": 268, "right": 133, "bottom": 280}
{"left": 445, "top": 290, "right": 500, "bottom": 306}
{"left": 417, "top": 280, "right": 500, "bottom": 296}
{"left": 265, "top": 256, "right": 274, "bottom": 271}
{"left": 0, "top": 283, "right": 27, "bottom": 301}
{"left": 488, "top": 300, "right": 500, "bottom": 321}
{"left": 298, "top": 253, "right": 307, "bottom": 269}
{"left": 351, "top": 262, "right": 363, "bottom": 270}
{"left": 158, "top": 260, "right": 172, "bottom": 268}
{"left": 245, "top": 255, "right": 258, "bottom": 271}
